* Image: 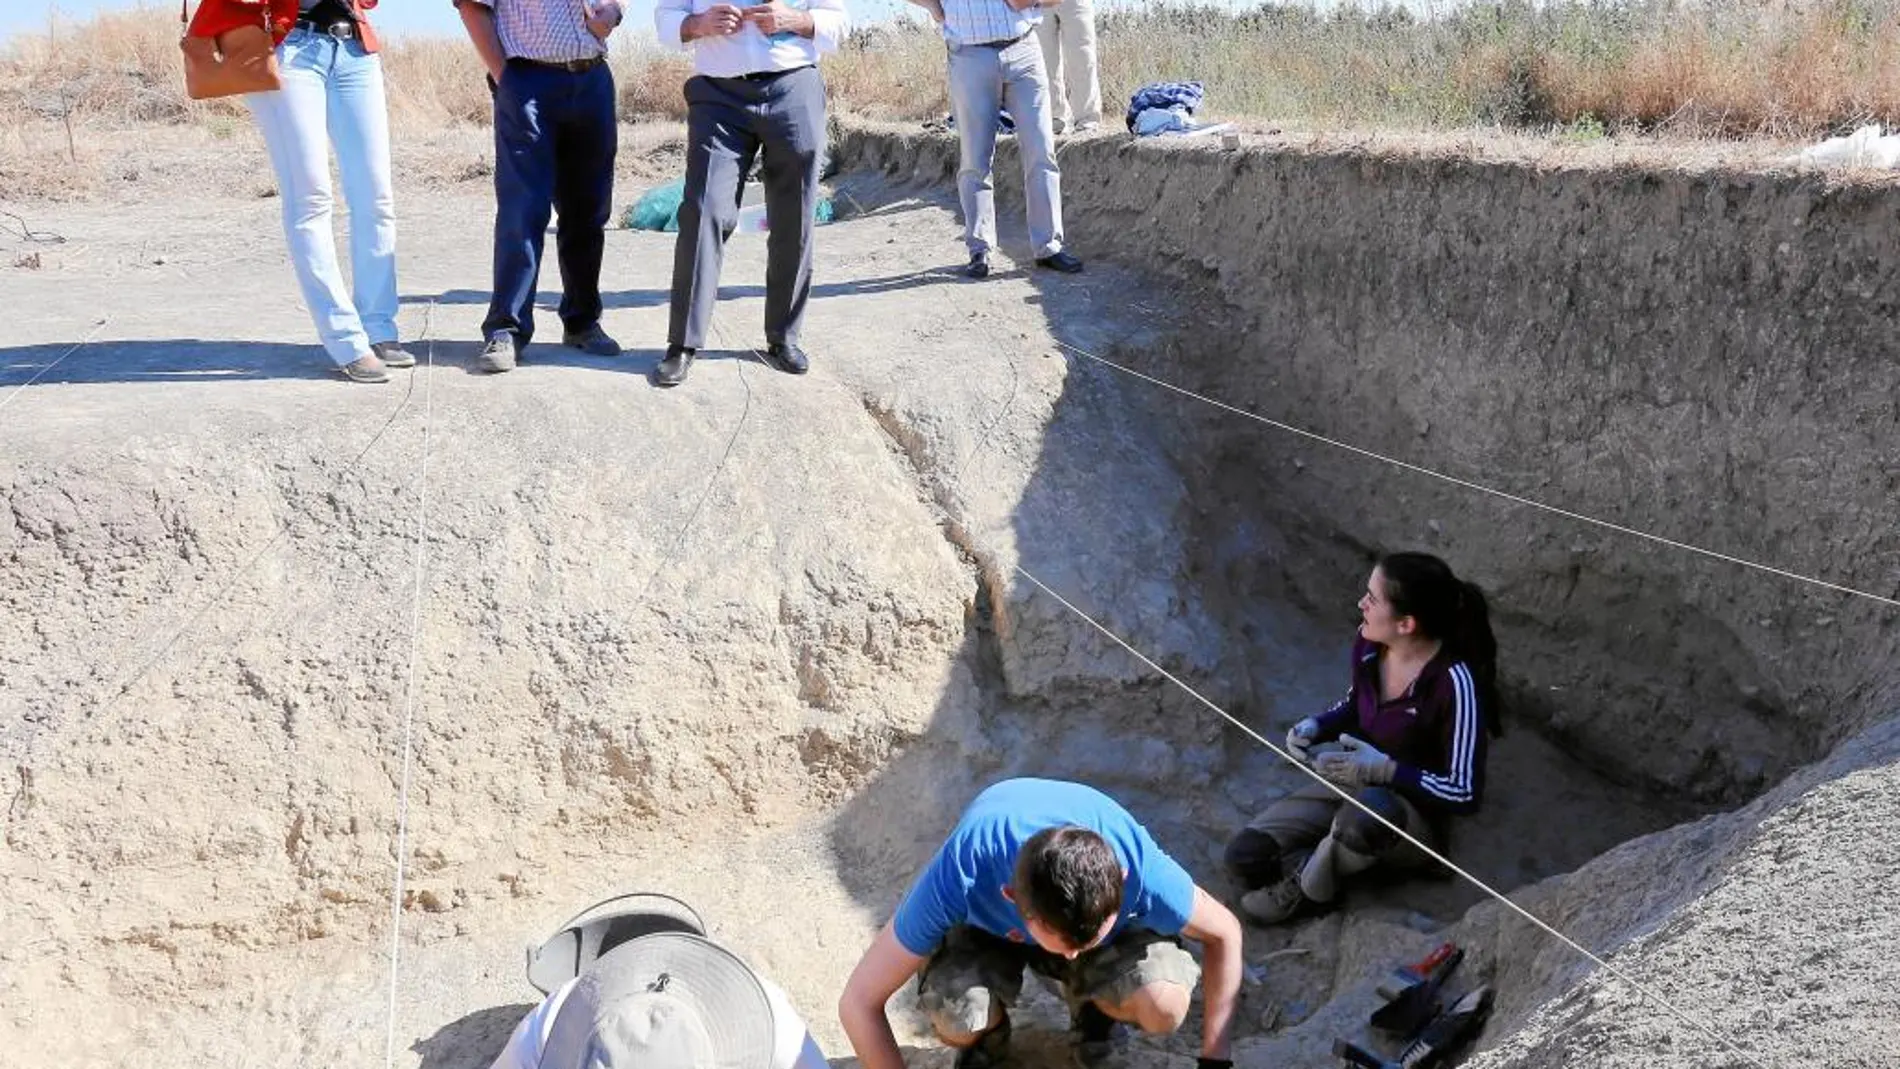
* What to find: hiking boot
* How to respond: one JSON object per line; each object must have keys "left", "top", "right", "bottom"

{"left": 477, "top": 334, "right": 518, "bottom": 374}
{"left": 1240, "top": 872, "right": 1315, "bottom": 926}
{"left": 340, "top": 354, "right": 389, "bottom": 384}
{"left": 964, "top": 251, "right": 991, "bottom": 279}
{"left": 563, "top": 323, "right": 622, "bottom": 356}
{"left": 1071, "top": 1003, "right": 1123, "bottom": 1069}
{"left": 653, "top": 344, "right": 695, "bottom": 387}
{"left": 1035, "top": 250, "right": 1084, "bottom": 273}
{"left": 954, "top": 1012, "right": 1013, "bottom": 1069}
{"left": 372, "top": 341, "right": 416, "bottom": 368}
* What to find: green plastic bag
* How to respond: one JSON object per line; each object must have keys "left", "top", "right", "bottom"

{"left": 626, "top": 178, "right": 685, "bottom": 232}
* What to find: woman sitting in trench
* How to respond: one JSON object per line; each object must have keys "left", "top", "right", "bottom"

{"left": 1226, "top": 552, "right": 1499, "bottom": 925}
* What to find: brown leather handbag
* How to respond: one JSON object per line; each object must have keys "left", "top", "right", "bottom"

{"left": 180, "top": 0, "right": 283, "bottom": 100}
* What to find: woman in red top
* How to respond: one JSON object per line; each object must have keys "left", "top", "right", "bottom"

{"left": 1225, "top": 552, "right": 1500, "bottom": 925}
{"left": 202, "top": 0, "right": 406, "bottom": 382}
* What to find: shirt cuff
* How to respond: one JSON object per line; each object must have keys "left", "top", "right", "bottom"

{"left": 655, "top": 8, "right": 692, "bottom": 50}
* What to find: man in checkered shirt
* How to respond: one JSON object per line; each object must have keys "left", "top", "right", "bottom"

{"left": 456, "top": 0, "right": 627, "bottom": 373}
{"left": 910, "top": 0, "right": 1084, "bottom": 280}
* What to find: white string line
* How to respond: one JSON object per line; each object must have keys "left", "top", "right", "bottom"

{"left": 1009, "top": 566, "right": 1770, "bottom": 1069}
{"left": 0, "top": 316, "right": 111, "bottom": 413}
{"left": 384, "top": 305, "right": 438, "bottom": 1069}
{"left": 1054, "top": 339, "right": 1900, "bottom": 611}
{"left": 630, "top": 318, "right": 754, "bottom": 606}
{"left": 94, "top": 336, "right": 428, "bottom": 711}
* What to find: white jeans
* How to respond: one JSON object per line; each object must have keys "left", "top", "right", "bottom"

{"left": 245, "top": 28, "right": 399, "bottom": 366}
{"left": 946, "top": 35, "right": 1064, "bottom": 259}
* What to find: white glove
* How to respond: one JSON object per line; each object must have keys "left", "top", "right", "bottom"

{"left": 1315, "top": 733, "right": 1397, "bottom": 787}
{"left": 1286, "top": 717, "right": 1320, "bottom": 762}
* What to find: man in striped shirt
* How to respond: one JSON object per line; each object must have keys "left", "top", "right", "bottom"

{"left": 457, "top": 0, "right": 627, "bottom": 373}
{"left": 909, "top": 0, "right": 1084, "bottom": 279}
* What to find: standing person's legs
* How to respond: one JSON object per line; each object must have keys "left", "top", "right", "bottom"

{"left": 245, "top": 31, "right": 374, "bottom": 368}
{"left": 485, "top": 62, "right": 560, "bottom": 348}
{"left": 1035, "top": 10, "right": 1070, "bottom": 133}
{"left": 1062, "top": 0, "right": 1103, "bottom": 129}
{"left": 551, "top": 63, "right": 618, "bottom": 338}
{"left": 667, "top": 76, "right": 759, "bottom": 353}
{"left": 756, "top": 66, "right": 826, "bottom": 355}
{"left": 945, "top": 43, "right": 1004, "bottom": 258}
{"left": 327, "top": 35, "right": 400, "bottom": 349}
{"left": 998, "top": 36, "right": 1064, "bottom": 259}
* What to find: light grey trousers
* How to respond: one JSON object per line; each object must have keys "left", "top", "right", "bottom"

{"left": 668, "top": 66, "right": 827, "bottom": 351}
{"left": 945, "top": 35, "right": 1064, "bottom": 259}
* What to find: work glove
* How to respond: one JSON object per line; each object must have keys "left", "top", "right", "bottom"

{"left": 1285, "top": 717, "right": 1320, "bottom": 762}
{"left": 1315, "top": 733, "right": 1397, "bottom": 787}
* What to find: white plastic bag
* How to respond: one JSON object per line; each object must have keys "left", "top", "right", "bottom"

{"left": 1791, "top": 124, "right": 1900, "bottom": 169}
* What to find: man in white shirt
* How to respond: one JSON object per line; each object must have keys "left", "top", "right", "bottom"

{"left": 492, "top": 894, "right": 828, "bottom": 1069}
{"left": 650, "top": 0, "right": 849, "bottom": 388}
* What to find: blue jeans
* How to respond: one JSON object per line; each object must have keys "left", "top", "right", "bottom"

{"left": 485, "top": 60, "right": 618, "bottom": 345}
{"left": 245, "top": 28, "right": 399, "bottom": 367}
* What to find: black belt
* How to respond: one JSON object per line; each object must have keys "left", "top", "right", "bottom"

{"left": 295, "top": 18, "right": 357, "bottom": 39}
{"left": 724, "top": 64, "right": 814, "bottom": 82}
{"left": 970, "top": 30, "right": 1032, "bottom": 48}
{"left": 509, "top": 55, "right": 607, "bottom": 73}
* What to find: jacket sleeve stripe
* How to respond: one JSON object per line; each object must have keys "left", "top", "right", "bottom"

{"left": 1416, "top": 662, "right": 1478, "bottom": 803}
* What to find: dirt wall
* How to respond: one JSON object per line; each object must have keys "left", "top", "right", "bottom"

{"left": 835, "top": 123, "right": 1900, "bottom": 804}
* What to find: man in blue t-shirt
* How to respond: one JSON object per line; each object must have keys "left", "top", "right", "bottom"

{"left": 839, "top": 779, "right": 1243, "bottom": 1069}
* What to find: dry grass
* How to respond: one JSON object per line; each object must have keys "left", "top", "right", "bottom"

{"left": 1094, "top": 0, "right": 1900, "bottom": 137}
{"left": 6, "top": 0, "right": 1900, "bottom": 200}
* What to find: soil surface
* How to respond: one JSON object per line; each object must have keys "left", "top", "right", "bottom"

{"left": 4, "top": 123, "right": 1895, "bottom": 1069}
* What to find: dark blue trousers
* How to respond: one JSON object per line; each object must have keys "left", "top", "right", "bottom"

{"left": 484, "top": 59, "right": 617, "bottom": 346}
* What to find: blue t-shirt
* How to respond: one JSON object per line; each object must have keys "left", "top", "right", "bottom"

{"left": 891, "top": 779, "right": 1200, "bottom": 957}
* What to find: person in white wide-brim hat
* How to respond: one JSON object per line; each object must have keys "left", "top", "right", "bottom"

{"left": 491, "top": 892, "right": 827, "bottom": 1069}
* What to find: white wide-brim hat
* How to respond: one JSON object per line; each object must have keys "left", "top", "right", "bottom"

{"left": 539, "top": 931, "right": 778, "bottom": 1069}
{"left": 526, "top": 891, "right": 708, "bottom": 995}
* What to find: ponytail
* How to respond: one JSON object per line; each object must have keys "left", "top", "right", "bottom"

{"left": 1451, "top": 579, "right": 1501, "bottom": 736}
{"left": 1378, "top": 553, "right": 1503, "bottom": 736}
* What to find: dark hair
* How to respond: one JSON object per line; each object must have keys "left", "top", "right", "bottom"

{"left": 1011, "top": 826, "right": 1123, "bottom": 948}
{"left": 1379, "top": 551, "right": 1502, "bottom": 735}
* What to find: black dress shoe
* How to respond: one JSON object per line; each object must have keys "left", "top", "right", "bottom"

{"left": 1035, "top": 249, "right": 1085, "bottom": 273}
{"left": 653, "top": 344, "right": 695, "bottom": 387}
{"left": 765, "top": 342, "right": 809, "bottom": 375}
{"left": 964, "top": 251, "right": 991, "bottom": 279}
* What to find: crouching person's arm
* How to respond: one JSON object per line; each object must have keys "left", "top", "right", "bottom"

{"left": 841, "top": 922, "right": 928, "bottom": 1069}
{"left": 1181, "top": 886, "right": 1243, "bottom": 1063}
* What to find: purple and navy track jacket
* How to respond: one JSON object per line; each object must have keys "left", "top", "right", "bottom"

{"left": 1310, "top": 637, "right": 1488, "bottom": 816}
